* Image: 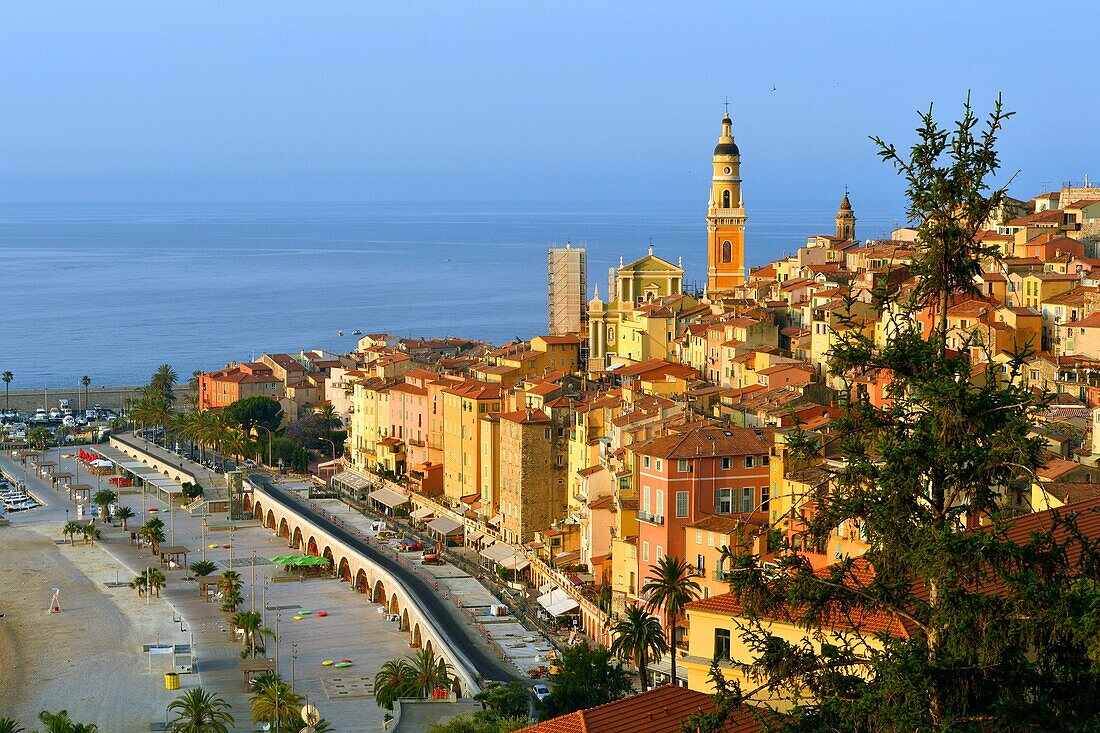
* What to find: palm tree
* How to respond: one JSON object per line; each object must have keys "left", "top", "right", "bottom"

{"left": 33, "top": 710, "right": 99, "bottom": 733}
{"left": 62, "top": 521, "right": 82, "bottom": 546}
{"left": 217, "top": 569, "right": 243, "bottom": 595}
{"left": 232, "top": 610, "right": 272, "bottom": 658}
{"left": 141, "top": 522, "right": 166, "bottom": 555}
{"left": 2, "top": 371, "right": 12, "bottom": 412}
{"left": 80, "top": 376, "right": 91, "bottom": 412}
{"left": 92, "top": 489, "right": 116, "bottom": 524}
{"left": 27, "top": 426, "right": 51, "bottom": 451}
{"left": 143, "top": 567, "right": 166, "bottom": 597}
{"left": 610, "top": 605, "right": 668, "bottom": 691}
{"left": 249, "top": 675, "right": 302, "bottom": 732}
{"left": 642, "top": 555, "right": 701, "bottom": 687}
{"left": 115, "top": 505, "right": 135, "bottom": 531}
{"left": 81, "top": 524, "right": 101, "bottom": 545}
{"left": 190, "top": 560, "right": 217, "bottom": 577}
{"left": 165, "top": 687, "right": 234, "bottom": 733}
{"left": 220, "top": 589, "right": 244, "bottom": 615}
{"left": 129, "top": 575, "right": 147, "bottom": 597}
{"left": 0, "top": 716, "right": 24, "bottom": 733}
{"left": 408, "top": 646, "right": 454, "bottom": 698}
{"left": 374, "top": 658, "right": 417, "bottom": 710}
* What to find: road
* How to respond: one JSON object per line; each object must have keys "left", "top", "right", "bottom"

{"left": 249, "top": 473, "right": 525, "bottom": 686}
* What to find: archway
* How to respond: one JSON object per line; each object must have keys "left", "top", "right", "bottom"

{"left": 337, "top": 557, "right": 351, "bottom": 582}
{"left": 307, "top": 536, "right": 318, "bottom": 556}
{"left": 278, "top": 518, "right": 290, "bottom": 540}
{"left": 266, "top": 510, "right": 276, "bottom": 530}
{"left": 292, "top": 527, "right": 303, "bottom": 550}
{"left": 355, "top": 569, "right": 368, "bottom": 593}
{"left": 412, "top": 623, "right": 422, "bottom": 648}
{"left": 373, "top": 580, "right": 386, "bottom": 604}
{"left": 322, "top": 546, "right": 335, "bottom": 568}
{"left": 389, "top": 593, "right": 400, "bottom": 615}
{"left": 424, "top": 638, "right": 433, "bottom": 655}
{"left": 251, "top": 498, "right": 262, "bottom": 517}
{"left": 400, "top": 608, "right": 409, "bottom": 632}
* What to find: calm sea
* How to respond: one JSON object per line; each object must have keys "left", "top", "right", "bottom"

{"left": 0, "top": 200, "right": 902, "bottom": 387}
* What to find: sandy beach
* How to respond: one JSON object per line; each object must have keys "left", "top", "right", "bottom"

{"left": 0, "top": 523, "right": 185, "bottom": 730}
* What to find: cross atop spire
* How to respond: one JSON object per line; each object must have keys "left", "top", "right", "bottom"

{"left": 724, "top": 96, "right": 729, "bottom": 115}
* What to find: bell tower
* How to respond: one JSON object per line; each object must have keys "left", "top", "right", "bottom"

{"left": 835, "top": 190, "right": 856, "bottom": 241}
{"left": 707, "top": 109, "right": 746, "bottom": 292}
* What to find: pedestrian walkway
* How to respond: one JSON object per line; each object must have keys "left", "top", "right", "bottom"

{"left": 1, "top": 445, "right": 429, "bottom": 731}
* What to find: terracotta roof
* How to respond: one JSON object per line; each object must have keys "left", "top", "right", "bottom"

{"left": 1038, "top": 482, "right": 1100, "bottom": 506}
{"left": 632, "top": 425, "right": 773, "bottom": 460}
{"left": 444, "top": 380, "right": 503, "bottom": 400}
{"left": 685, "top": 512, "right": 769, "bottom": 534}
{"left": 687, "top": 584, "right": 914, "bottom": 639}
{"left": 1038, "top": 458, "right": 1084, "bottom": 480}
{"left": 498, "top": 408, "right": 551, "bottom": 425}
{"left": 1065, "top": 312, "right": 1100, "bottom": 329}
{"left": 514, "top": 684, "right": 766, "bottom": 733}
{"left": 1006, "top": 210, "right": 1064, "bottom": 226}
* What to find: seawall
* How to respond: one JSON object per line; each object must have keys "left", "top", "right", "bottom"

{"left": 0, "top": 385, "right": 190, "bottom": 414}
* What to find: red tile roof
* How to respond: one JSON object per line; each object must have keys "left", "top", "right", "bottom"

{"left": 514, "top": 685, "right": 766, "bottom": 733}
{"left": 632, "top": 425, "right": 773, "bottom": 460}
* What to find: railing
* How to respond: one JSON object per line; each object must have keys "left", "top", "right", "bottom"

{"left": 637, "top": 510, "right": 665, "bottom": 525}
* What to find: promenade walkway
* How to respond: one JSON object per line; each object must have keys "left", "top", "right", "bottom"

{"left": 1, "top": 446, "right": 430, "bottom": 731}
{"left": 249, "top": 473, "right": 525, "bottom": 687}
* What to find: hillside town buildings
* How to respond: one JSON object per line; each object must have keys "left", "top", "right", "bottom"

{"left": 199, "top": 113, "right": 1100, "bottom": 700}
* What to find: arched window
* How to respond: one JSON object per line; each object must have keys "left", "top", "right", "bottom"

{"left": 722, "top": 190, "right": 731, "bottom": 208}
{"left": 721, "top": 241, "right": 732, "bottom": 263}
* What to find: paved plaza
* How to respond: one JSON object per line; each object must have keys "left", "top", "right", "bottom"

{"left": 0, "top": 448, "right": 448, "bottom": 731}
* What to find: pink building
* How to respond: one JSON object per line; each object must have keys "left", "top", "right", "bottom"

{"left": 629, "top": 425, "right": 773, "bottom": 632}
{"left": 386, "top": 371, "right": 437, "bottom": 467}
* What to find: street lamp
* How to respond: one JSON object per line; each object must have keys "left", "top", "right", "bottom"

{"left": 319, "top": 437, "right": 338, "bottom": 463}
{"left": 251, "top": 425, "right": 274, "bottom": 467}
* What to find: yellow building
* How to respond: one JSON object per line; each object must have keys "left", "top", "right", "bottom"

{"left": 683, "top": 514, "right": 768, "bottom": 601}
{"left": 707, "top": 111, "right": 747, "bottom": 292}
{"left": 609, "top": 494, "right": 640, "bottom": 615}
{"left": 587, "top": 252, "right": 703, "bottom": 371}
{"left": 1018, "top": 272, "right": 1077, "bottom": 310}
{"left": 498, "top": 408, "right": 556, "bottom": 543}
{"left": 441, "top": 380, "right": 503, "bottom": 505}
{"left": 349, "top": 377, "right": 392, "bottom": 474}
{"left": 478, "top": 413, "right": 501, "bottom": 519}
{"left": 681, "top": 582, "right": 910, "bottom": 708}
{"left": 473, "top": 334, "right": 581, "bottom": 385}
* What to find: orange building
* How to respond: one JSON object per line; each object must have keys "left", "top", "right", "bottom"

{"left": 198, "top": 362, "right": 281, "bottom": 410}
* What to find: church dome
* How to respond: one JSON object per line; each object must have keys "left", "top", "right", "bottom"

{"left": 713, "top": 141, "right": 740, "bottom": 156}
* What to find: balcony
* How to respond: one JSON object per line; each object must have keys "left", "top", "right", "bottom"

{"left": 712, "top": 570, "right": 731, "bottom": 581}
{"left": 637, "top": 510, "right": 665, "bottom": 526}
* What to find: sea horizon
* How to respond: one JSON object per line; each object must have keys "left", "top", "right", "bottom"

{"left": 0, "top": 197, "right": 906, "bottom": 388}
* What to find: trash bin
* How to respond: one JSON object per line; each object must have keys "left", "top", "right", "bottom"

{"left": 164, "top": 672, "right": 180, "bottom": 690}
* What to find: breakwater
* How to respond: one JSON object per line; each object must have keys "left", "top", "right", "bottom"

{"left": 0, "top": 385, "right": 190, "bottom": 414}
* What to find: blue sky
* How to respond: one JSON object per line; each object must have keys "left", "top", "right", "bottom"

{"left": 1, "top": 2, "right": 1097, "bottom": 205}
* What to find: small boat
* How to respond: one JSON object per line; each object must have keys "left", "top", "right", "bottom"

{"left": 352, "top": 329, "right": 362, "bottom": 335}
{"left": 337, "top": 330, "right": 344, "bottom": 336}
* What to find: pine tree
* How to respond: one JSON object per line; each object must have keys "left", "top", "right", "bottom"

{"left": 715, "top": 97, "right": 1100, "bottom": 732}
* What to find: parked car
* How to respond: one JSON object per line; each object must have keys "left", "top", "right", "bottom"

{"left": 532, "top": 684, "right": 551, "bottom": 701}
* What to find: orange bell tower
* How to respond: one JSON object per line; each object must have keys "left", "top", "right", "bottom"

{"left": 706, "top": 109, "right": 746, "bottom": 292}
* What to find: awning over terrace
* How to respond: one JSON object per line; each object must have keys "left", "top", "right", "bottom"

{"left": 367, "top": 487, "right": 408, "bottom": 509}
{"left": 537, "top": 587, "right": 580, "bottom": 617}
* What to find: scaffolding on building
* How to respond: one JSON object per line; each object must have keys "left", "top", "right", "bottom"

{"left": 547, "top": 243, "right": 588, "bottom": 362}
